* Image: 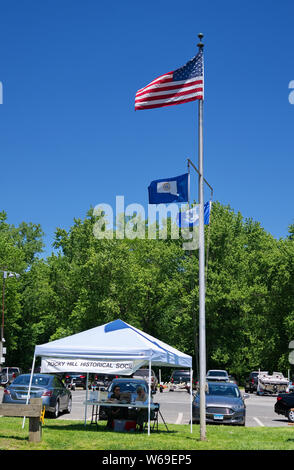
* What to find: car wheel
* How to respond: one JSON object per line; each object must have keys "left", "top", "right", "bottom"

{"left": 52, "top": 400, "right": 60, "bottom": 419}
{"left": 287, "top": 409, "right": 294, "bottom": 423}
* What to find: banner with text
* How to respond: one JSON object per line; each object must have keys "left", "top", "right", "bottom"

{"left": 41, "top": 357, "right": 146, "bottom": 375}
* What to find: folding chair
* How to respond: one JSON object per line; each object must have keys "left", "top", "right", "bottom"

{"left": 144, "top": 403, "right": 169, "bottom": 432}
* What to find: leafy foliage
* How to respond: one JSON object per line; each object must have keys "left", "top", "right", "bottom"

{"left": 1, "top": 205, "right": 294, "bottom": 381}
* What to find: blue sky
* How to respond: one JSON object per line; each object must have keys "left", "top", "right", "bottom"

{"left": 0, "top": 0, "right": 293, "bottom": 257}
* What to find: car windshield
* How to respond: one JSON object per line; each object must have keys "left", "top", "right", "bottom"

{"left": 134, "top": 370, "right": 153, "bottom": 377}
{"left": 13, "top": 375, "right": 51, "bottom": 386}
{"left": 207, "top": 371, "right": 227, "bottom": 377}
{"left": 172, "top": 372, "right": 189, "bottom": 381}
{"left": 109, "top": 381, "right": 148, "bottom": 393}
{"left": 208, "top": 383, "right": 240, "bottom": 397}
{"left": 2, "top": 368, "right": 19, "bottom": 374}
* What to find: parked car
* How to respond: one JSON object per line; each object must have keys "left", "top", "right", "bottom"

{"left": 132, "top": 368, "right": 158, "bottom": 392}
{"left": 92, "top": 374, "right": 119, "bottom": 390}
{"left": 99, "top": 377, "right": 154, "bottom": 421}
{"left": 274, "top": 391, "right": 294, "bottom": 422}
{"left": 169, "top": 369, "right": 198, "bottom": 392}
{"left": 206, "top": 370, "right": 229, "bottom": 382}
{"left": 64, "top": 372, "right": 91, "bottom": 390}
{"left": 244, "top": 371, "right": 260, "bottom": 393}
{"left": 107, "top": 377, "right": 153, "bottom": 396}
{"left": 0, "top": 367, "right": 22, "bottom": 387}
{"left": 2, "top": 373, "right": 72, "bottom": 418}
{"left": 192, "top": 381, "right": 249, "bottom": 426}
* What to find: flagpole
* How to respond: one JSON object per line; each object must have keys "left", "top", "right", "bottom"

{"left": 197, "top": 33, "right": 206, "bottom": 441}
{"left": 187, "top": 158, "right": 213, "bottom": 199}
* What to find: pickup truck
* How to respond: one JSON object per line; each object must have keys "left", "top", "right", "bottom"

{"left": 206, "top": 370, "right": 229, "bottom": 382}
{"left": 0, "top": 367, "right": 22, "bottom": 387}
{"left": 244, "top": 371, "right": 260, "bottom": 393}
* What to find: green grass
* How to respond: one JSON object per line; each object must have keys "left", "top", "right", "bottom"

{"left": 0, "top": 418, "right": 294, "bottom": 450}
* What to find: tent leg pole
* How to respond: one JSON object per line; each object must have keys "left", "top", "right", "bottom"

{"left": 190, "top": 368, "right": 193, "bottom": 433}
{"left": 148, "top": 358, "right": 151, "bottom": 436}
{"left": 22, "top": 354, "right": 36, "bottom": 428}
{"left": 84, "top": 373, "right": 89, "bottom": 427}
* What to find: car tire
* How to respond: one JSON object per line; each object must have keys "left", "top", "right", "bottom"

{"left": 52, "top": 400, "right": 60, "bottom": 419}
{"left": 65, "top": 397, "right": 72, "bottom": 414}
{"left": 287, "top": 409, "right": 294, "bottom": 423}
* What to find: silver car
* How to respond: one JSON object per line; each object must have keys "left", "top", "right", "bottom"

{"left": 192, "top": 381, "right": 248, "bottom": 426}
{"left": 2, "top": 373, "right": 72, "bottom": 418}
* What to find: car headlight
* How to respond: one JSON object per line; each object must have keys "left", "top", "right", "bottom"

{"left": 232, "top": 404, "right": 244, "bottom": 411}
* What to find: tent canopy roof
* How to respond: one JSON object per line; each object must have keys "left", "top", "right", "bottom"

{"left": 34, "top": 319, "right": 192, "bottom": 368}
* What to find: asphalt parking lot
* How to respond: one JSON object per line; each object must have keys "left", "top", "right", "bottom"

{"left": 0, "top": 388, "right": 289, "bottom": 427}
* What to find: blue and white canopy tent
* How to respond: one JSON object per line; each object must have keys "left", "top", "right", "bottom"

{"left": 27, "top": 319, "right": 193, "bottom": 434}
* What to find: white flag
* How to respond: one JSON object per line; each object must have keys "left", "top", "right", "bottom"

{"left": 157, "top": 180, "right": 178, "bottom": 196}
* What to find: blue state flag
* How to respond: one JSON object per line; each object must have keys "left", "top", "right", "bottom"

{"left": 177, "top": 201, "right": 211, "bottom": 227}
{"left": 204, "top": 201, "right": 211, "bottom": 225}
{"left": 148, "top": 173, "right": 189, "bottom": 204}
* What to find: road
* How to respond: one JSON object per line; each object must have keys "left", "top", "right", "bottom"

{"left": 0, "top": 387, "right": 289, "bottom": 427}
{"left": 65, "top": 389, "right": 292, "bottom": 427}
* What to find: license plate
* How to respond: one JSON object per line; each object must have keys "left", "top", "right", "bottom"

{"left": 213, "top": 414, "right": 224, "bottom": 420}
{"left": 21, "top": 394, "right": 29, "bottom": 399}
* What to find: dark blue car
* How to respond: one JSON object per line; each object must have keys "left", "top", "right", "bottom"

{"left": 2, "top": 373, "right": 72, "bottom": 418}
{"left": 193, "top": 381, "right": 249, "bottom": 426}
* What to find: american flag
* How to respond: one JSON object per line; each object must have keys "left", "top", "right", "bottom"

{"left": 135, "top": 50, "right": 204, "bottom": 110}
